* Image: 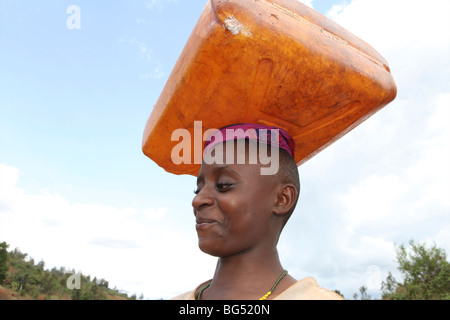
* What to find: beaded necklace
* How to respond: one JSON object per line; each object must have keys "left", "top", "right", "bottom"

{"left": 196, "top": 270, "right": 288, "bottom": 300}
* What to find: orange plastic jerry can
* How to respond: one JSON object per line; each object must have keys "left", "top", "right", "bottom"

{"left": 142, "top": 0, "right": 397, "bottom": 175}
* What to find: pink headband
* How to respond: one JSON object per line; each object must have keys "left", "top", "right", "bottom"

{"left": 204, "top": 123, "right": 295, "bottom": 159}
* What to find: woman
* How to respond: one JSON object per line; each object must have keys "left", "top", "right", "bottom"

{"left": 173, "top": 124, "right": 342, "bottom": 300}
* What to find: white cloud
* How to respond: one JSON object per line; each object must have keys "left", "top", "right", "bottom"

{"left": 125, "top": 38, "right": 153, "bottom": 63}
{"left": 325, "top": 0, "right": 450, "bottom": 245}
{"left": 278, "top": 0, "right": 450, "bottom": 299}
{"left": 139, "top": 63, "right": 165, "bottom": 80}
{"left": 118, "top": 37, "right": 166, "bottom": 80}
{"left": 0, "top": 164, "right": 22, "bottom": 213}
{"left": 141, "top": 207, "right": 169, "bottom": 221}
{"left": 0, "top": 163, "right": 215, "bottom": 299}
{"left": 342, "top": 174, "right": 409, "bottom": 228}
{"left": 144, "top": 0, "right": 178, "bottom": 13}
{"left": 327, "top": 0, "right": 450, "bottom": 54}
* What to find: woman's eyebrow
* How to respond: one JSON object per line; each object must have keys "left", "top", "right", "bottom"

{"left": 213, "top": 165, "right": 241, "bottom": 178}
{"left": 196, "top": 165, "right": 242, "bottom": 185}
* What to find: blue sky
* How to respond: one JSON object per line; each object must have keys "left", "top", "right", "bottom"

{"left": 1, "top": 0, "right": 203, "bottom": 207}
{"left": 1, "top": 0, "right": 340, "bottom": 208}
{"left": 1, "top": 0, "right": 449, "bottom": 299}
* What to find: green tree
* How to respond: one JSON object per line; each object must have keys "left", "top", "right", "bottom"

{"left": 2, "top": 244, "right": 136, "bottom": 300}
{"left": 333, "top": 289, "right": 344, "bottom": 299}
{"left": 382, "top": 239, "right": 450, "bottom": 300}
{"left": 41, "top": 271, "right": 57, "bottom": 298}
{"left": 353, "top": 285, "right": 373, "bottom": 300}
{"left": 0, "top": 242, "right": 10, "bottom": 284}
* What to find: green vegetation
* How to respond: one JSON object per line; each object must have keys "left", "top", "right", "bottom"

{"left": 0, "top": 242, "right": 9, "bottom": 285}
{"left": 351, "top": 239, "right": 450, "bottom": 300}
{"left": 0, "top": 241, "right": 140, "bottom": 300}
{"left": 353, "top": 285, "right": 372, "bottom": 300}
{"left": 2, "top": 239, "right": 449, "bottom": 300}
{"left": 381, "top": 239, "right": 450, "bottom": 300}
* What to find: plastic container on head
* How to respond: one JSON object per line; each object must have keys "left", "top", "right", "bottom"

{"left": 142, "top": 0, "right": 397, "bottom": 176}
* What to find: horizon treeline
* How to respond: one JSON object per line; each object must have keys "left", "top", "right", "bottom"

{"left": 0, "top": 241, "right": 142, "bottom": 300}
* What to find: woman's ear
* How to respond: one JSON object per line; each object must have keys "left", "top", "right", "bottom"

{"left": 273, "top": 184, "right": 298, "bottom": 217}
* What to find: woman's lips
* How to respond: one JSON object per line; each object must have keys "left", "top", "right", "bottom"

{"left": 195, "top": 218, "right": 219, "bottom": 231}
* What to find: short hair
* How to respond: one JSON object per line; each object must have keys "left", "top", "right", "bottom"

{"left": 276, "top": 147, "right": 300, "bottom": 224}
{"left": 244, "top": 139, "right": 300, "bottom": 220}
{"left": 277, "top": 147, "right": 300, "bottom": 196}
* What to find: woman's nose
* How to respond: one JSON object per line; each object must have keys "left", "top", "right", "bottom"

{"left": 192, "top": 185, "right": 214, "bottom": 212}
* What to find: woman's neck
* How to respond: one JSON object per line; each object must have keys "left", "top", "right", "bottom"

{"left": 201, "top": 245, "right": 294, "bottom": 300}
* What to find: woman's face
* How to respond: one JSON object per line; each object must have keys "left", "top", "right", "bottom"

{"left": 192, "top": 145, "right": 279, "bottom": 257}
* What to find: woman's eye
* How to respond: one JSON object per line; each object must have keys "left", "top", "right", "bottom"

{"left": 216, "top": 183, "right": 233, "bottom": 192}
{"left": 194, "top": 182, "right": 235, "bottom": 194}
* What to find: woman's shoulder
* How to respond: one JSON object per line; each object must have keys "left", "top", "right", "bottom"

{"left": 171, "top": 277, "right": 344, "bottom": 300}
{"left": 171, "top": 280, "right": 212, "bottom": 300}
{"left": 274, "top": 277, "right": 344, "bottom": 300}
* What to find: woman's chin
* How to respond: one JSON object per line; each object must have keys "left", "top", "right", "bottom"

{"left": 198, "top": 238, "right": 224, "bottom": 257}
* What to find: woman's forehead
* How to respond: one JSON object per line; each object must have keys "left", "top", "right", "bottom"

{"left": 204, "top": 140, "right": 278, "bottom": 162}
{"left": 201, "top": 140, "right": 281, "bottom": 177}
{"left": 198, "top": 161, "right": 261, "bottom": 180}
